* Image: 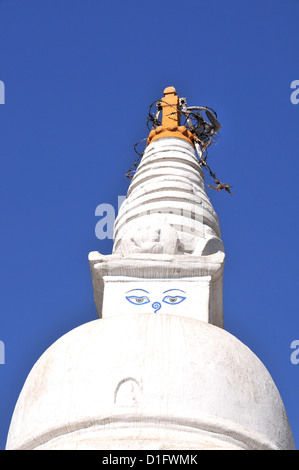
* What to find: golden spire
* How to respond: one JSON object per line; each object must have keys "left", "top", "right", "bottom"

{"left": 147, "top": 86, "right": 195, "bottom": 147}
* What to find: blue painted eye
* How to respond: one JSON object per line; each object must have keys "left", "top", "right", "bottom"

{"left": 162, "top": 295, "right": 186, "bottom": 305}
{"left": 126, "top": 296, "right": 150, "bottom": 306}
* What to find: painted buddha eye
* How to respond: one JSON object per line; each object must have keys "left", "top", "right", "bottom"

{"left": 162, "top": 295, "right": 186, "bottom": 305}
{"left": 126, "top": 296, "right": 150, "bottom": 305}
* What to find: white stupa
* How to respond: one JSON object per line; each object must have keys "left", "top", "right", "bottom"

{"left": 6, "top": 87, "right": 295, "bottom": 450}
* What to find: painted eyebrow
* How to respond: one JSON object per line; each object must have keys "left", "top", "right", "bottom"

{"left": 163, "top": 289, "right": 186, "bottom": 294}
{"left": 126, "top": 289, "right": 150, "bottom": 294}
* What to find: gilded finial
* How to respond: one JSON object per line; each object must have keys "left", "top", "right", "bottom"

{"left": 147, "top": 86, "right": 195, "bottom": 147}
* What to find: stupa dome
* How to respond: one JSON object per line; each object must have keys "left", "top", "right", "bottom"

{"left": 6, "top": 313, "right": 295, "bottom": 450}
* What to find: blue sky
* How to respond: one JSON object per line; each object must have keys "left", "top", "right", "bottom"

{"left": 0, "top": 0, "right": 298, "bottom": 450}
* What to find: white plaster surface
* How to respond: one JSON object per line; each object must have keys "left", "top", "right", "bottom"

{"left": 6, "top": 314, "right": 295, "bottom": 450}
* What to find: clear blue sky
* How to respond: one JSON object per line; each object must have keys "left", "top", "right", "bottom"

{"left": 0, "top": 0, "right": 298, "bottom": 450}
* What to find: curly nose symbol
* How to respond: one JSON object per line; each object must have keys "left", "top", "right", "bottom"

{"left": 152, "top": 302, "right": 161, "bottom": 313}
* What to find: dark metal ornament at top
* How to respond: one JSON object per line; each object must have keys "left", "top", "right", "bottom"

{"left": 127, "top": 90, "right": 232, "bottom": 194}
